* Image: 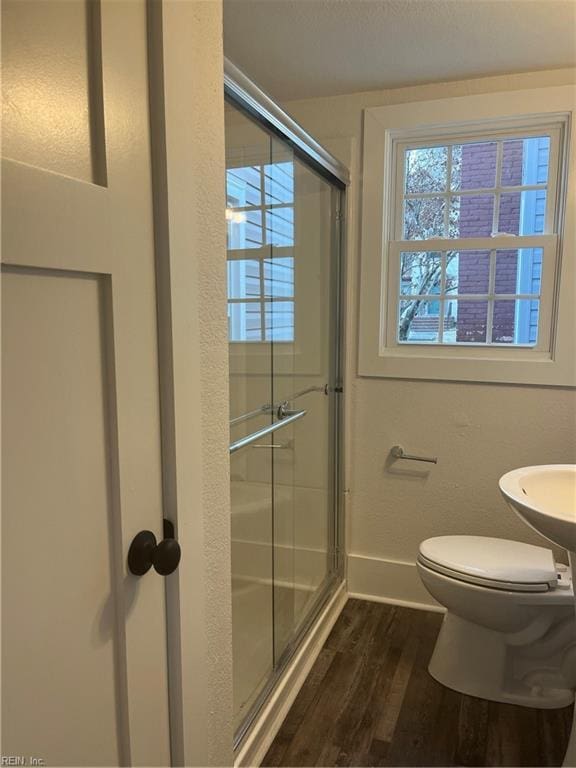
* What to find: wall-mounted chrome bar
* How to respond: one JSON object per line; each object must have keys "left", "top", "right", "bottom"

{"left": 229, "top": 410, "right": 307, "bottom": 455}
{"left": 230, "top": 385, "right": 327, "bottom": 426}
{"left": 391, "top": 445, "right": 438, "bottom": 464}
{"left": 224, "top": 58, "right": 349, "bottom": 189}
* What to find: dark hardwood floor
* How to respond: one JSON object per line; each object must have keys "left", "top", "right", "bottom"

{"left": 262, "top": 599, "right": 573, "bottom": 767}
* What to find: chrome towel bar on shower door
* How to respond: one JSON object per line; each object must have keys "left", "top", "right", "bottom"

{"left": 229, "top": 385, "right": 326, "bottom": 427}
{"left": 229, "top": 409, "right": 307, "bottom": 454}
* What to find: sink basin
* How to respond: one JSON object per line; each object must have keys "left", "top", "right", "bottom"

{"left": 499, "top": 465, "right": 576, "bottom": 552}
{"left": 499, "top": 464, "right": 576, "bottom": 768}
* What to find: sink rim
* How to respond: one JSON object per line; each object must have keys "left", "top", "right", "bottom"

{"left": 499, "top": 464, "right": 576, "bottom": 532}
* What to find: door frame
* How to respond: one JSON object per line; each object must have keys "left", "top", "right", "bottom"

{"left": 147, "top": 2, "right": 234, "bottom": 765}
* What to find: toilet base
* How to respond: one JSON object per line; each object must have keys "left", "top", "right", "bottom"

{"left": 429, "top": 612, "right": 575, "bottom": 709}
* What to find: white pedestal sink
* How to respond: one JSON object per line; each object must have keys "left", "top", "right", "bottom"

{"left": 500, "top": 465, "right": 576, "bottom": 768}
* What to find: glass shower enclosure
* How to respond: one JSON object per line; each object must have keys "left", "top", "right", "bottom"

{"left": 224, "top": 61, "right": 348, "bottom": 744}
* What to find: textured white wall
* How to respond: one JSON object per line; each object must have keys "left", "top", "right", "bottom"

{"left": 160, "top": 1, "right": 233, "bottom": 763}
{"left": 284, "top": 68, "right": 576, "bottom": 605}
{"left": 182, "top": 11, "right": 234, "bottom": 765}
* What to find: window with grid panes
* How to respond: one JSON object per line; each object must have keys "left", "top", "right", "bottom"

{"left": 387, "top": 129, "right": 561, "bottom": 347}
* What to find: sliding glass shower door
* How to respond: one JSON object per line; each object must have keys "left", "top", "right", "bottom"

{"left": 225, "top": 99, "right": 343, "bottom": 737}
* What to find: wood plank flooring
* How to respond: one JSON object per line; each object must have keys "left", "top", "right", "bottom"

{"left": 262, "top": 600, "right": 573, "bottom": 767}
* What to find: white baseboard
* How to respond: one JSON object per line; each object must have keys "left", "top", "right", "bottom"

{"left": 347, "top": 590, "right": 445, "bottom": 613}
{"left": 234, "top": 581, "right": 348, "bottom": 768}
{"left": 347, "top": 553, "right": 444, "bottom": 612}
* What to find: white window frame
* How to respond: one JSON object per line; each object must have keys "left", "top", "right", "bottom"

{"left": 359, "top": 87, "right": 575, "bottom": 385}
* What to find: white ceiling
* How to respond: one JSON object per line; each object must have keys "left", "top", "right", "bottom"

{"left": 223, "top": 0, "right": 576, "bottom": 101}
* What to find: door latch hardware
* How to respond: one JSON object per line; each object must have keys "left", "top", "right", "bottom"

{"left": 128, "top": 521, "right": 181, "bottom": 576}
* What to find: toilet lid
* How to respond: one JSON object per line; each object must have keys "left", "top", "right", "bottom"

{"left": 419, "top": 536, "right": 558, "bottom": 588}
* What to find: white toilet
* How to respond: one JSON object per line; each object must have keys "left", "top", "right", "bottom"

{"left": 417, "top": 535, "right": 576, "bottom": 709}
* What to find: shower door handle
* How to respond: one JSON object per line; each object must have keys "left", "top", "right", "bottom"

{"left": 229, "top": 409, "right": 306, "bottom": 455}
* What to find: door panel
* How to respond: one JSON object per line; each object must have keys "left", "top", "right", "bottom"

{"left": 230, "top": 450, "right": 274, "bottom": 730}
{"left": 271, "top": 145, "right": 337, "bottom": 661}
{"left": 1, "top": 1, "right": 170, "bottom": 764}
{"left": 2, "top": 0, "right": 98, "bottom": 181}
{"left": 2, "top": 268, "right": 126, "bottom": 765}
{"left": 226, "top": 103, "right": 276, "bottom": 731}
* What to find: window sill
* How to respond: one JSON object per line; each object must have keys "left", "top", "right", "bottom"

{"left": 359, "top": 348, "right": 575, "bottom": 387}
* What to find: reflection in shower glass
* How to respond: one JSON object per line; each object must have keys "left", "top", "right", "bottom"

{"left": 226, "top": 101, "right": 342, "bottom": 735}
{"left": 227, "top": 160, "right": 295, "bottom": 342}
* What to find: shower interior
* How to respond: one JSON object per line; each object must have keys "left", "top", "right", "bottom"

{"left": 225, "top": 66, "right": 347, "bottom": 744}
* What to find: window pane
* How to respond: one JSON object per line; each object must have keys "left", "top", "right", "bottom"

{"left": 405, "top": 146, "right": 447, "bottom": 193}
{"left": 451, "top": 142, "right": 497, "bottom": 191}
{"left": 264, "top": 300, "right": 294, "bottom": 341}
{"left": 404, "top": 197, "right": 445, "bottom": 239}
{"left": 450, "top": 195, "right": 494, "bottom": 237}
{"left": 492, "top": 299, "right": 539, "bottom": 345}
{"left": 227, "top": 259, "right": 260, "bottom": 299}
{"left": 494, "top": 249, "right": 518, "bottom": 294}
{"left": 263, "top": 257, "right": 294, "bottom": 298}
{"left": 497, "top": 190, "right": 547, "bottom": 235}
{"left": 454, "top": 300, "right": 488, "bottom": 343}
{"left": 399, "top": 299, "right": 442, "bottom": 343}
{"left": 226, "top": 166, "right": 262, "bottom": 206}
{"left": 447, "top": 250, "right": 490, "bottom": 294}
{"left": 501, "top": 137, "right": 550, "bottom": 186}
{"left": 506, "top": 247, "right": 543, "bottom": 295}
{"left": 400, "top": 251, "right": 442, "bottom": 295}
{"left": 266, "top": 207, "right": 294, "bottom": 246}
{"left": 226, "top": 208, "right": 247, "bottom": 249}
{"left": 264, "top": 162, "right": 294, "bottom": 205}
{"left": 495, "top": 248, "right": 544, "bottom": 296}
{"left": 238, "top": 209, "right": 263, "bottom": 248}
{"left": 501, "top": 139, "right": 524, "bottom": 186}
{"left": 228, "top": 302, "right": 263, "bottom": 342}
{"left": 227, "top": 300, "right": 297, "bottom": 343}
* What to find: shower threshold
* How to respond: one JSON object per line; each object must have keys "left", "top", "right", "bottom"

{"left": 234, "top": 575, "right": 346, "bottom": 764}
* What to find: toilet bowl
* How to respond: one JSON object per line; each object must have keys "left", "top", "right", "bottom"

{"left": 417, "top": 535, "right": 576, "bottom": 709}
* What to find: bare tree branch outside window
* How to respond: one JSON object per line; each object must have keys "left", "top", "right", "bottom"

{"left": 399, "top": 147, "right": 460, "bottom": 340}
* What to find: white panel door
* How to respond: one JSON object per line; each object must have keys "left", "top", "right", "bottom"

{"left": 2, "top": 1, "right": 172, "bottom": 764}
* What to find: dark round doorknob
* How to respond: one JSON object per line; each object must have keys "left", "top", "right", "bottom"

{"left": 128, "top": 530, "right": 181, "bottom": 576}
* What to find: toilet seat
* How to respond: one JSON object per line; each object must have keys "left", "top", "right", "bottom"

{"left": 418, "top": 535, "right": 559, "bottom": 592}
